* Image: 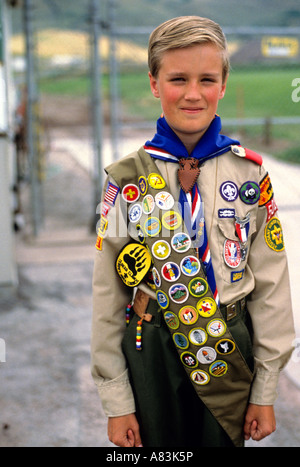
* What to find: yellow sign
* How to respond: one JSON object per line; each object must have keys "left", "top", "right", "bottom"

{"left": 262, "top": 37, "right": 299, "bottom": 58}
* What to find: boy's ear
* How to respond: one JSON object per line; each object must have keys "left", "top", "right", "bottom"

{"left": 148, "top": 72, "right": 160, "bottom": 99}
{"left": 219, "top": 77, "right": 228, "bottom": 100}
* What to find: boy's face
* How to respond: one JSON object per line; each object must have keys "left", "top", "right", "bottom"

{"left": 149, "top": 43, "right": 227, "bottom": 153}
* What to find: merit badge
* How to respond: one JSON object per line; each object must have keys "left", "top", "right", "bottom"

{"left": 122, "top": 184, "right": 140, "bottom": 203}
{"left": 209, "top": 360, "right": 228, "bottom": 377}
{"left": 190, "top": 370, "right": 210, "bottom": 386}
{"left": 164, "top": 311, "right": 180, "bottom": 330}
{"left": 104, "top": 182, "right": 120, "bottom": 206}
{"left": 173, "top": 333, "right": 189, "bottom": 350}
{"left": 144, "top": 217, "right": 161, "bottom": 237}
{"left": 152, "top": 240, "right": 171, "bottom": 260}
{"left": 197, "top": 297, "right": 217, "bottom": 318}
{"left": 189, "top": 328, "right": 207, "bottom": 346}
{"left": 148, "top": 173, "right": 166, "bottom": 190}
{"left": 116, "top": 243, "right": 152, "bottom": 287}
{"left": 162, "top": 211, "right": 182, "bottom": 230}
{"left": 156, "top": 290, "right": 169, "bottom": 309}
{"left": 161, "top": 262, "right": 181, "bottom": 282}
{"left": 180, "top": 255, "right": 201, "bottom": 277}
{"left": 215, "top": 339, "right": 236, "bottom": 355}
{"left": 206, "top": 319, "right": 226, "bottom": 338}
{"left": 235, "top": 213, "right": 250, "bottom": 244}
{"left": 223, "top": 239, "right": 242, "bottom": 268}
{"left": 128, "top": 204, "right": 142, "bottom": 223}
{"left": 196, "top": 346, "right": 217, "bottom": 365}
{"left": 218, "top": 208, "right": 235, "bottom": 218}
{"left": 142, "top": 194, "right": 155, "bottom": 214}
{"left": 239, "top": 181, "right": 260, "bottom": 205}
{"left": 155, "top": 191, "right": 174, "bottom": 210}
{"left": 178, "top": 306, "right": 198, "bottom": 325}
{"left": 188, "top": 277, "right": 208, "bottom": 298}
{"left": 259, "top": 173, "right": 273, "bottom": 207}
{"left": 264, "top": 217, "right": 285, "bottom": 252}
{"left": 220, "top": 181, "right": 238, "bottom": 202}
{"left": 265, "top": 198, "right": 278, "bottom": 222}
{"left": 171, "top": 232, "right": 191, "bottom": 253}
{"left": 138, "top": 176, "right": 148, "bottom": 196}
{"left": 169, "top": 283, "right": 189, "bottom": 304}
{"left": 152, "top": 267, "right": 161, "bottom": 288}
{"left": 180, "top": 352, "right": 198, "bottom": 368}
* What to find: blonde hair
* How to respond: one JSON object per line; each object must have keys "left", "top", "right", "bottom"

{"left": 148, "top": 16, "right": 230, "bottom": 83}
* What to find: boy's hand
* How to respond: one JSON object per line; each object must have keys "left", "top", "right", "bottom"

{"left": 108, "top": 413, "right": 143, "bottom": 447}
{"left": 244, "top": 404, "right": 276, "bottom": 441}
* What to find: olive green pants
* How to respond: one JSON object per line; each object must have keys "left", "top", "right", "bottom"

{"left": 122, "top": 301, "right": 254, "bottom": 448}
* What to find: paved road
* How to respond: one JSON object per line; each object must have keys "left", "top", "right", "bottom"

{"left": 0, "top": 131, "right": 299, "bottom": 447}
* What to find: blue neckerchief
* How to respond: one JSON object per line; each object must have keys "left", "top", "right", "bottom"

{"left": 145, "top": 115, "right": 240, "bottom": 162}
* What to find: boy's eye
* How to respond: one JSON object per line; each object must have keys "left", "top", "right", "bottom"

{"left": 170, "top": 77, "right": 185, "bottom": 82}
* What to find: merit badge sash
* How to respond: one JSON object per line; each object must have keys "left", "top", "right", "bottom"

{"left": 110, "top": 148, "right": 253, "bottom": 447}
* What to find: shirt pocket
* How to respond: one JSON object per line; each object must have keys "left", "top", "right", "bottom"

{"left": 217, "top": 215, "right": 257, "bottom": 284}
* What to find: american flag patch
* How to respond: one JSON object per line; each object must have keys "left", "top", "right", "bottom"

{"left": 104, "top": 182, "right": 120, "bottom": 206}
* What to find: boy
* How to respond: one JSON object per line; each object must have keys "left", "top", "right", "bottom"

{"left": 91, "top": 16, "right": 295, "bottom": 447}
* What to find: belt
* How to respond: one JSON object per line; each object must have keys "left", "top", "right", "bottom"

{"left": 220, "top": 297, "right": 247, "bottom": 322}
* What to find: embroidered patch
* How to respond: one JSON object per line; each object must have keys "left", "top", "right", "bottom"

{"left": 206, "top": 319, "right": 226, "bottom": 338}
{"left": 265, "top": 198, "right": 278, "bottom": 222}
{"left": 116, "top": 243, "right": 152, "bottom": 287}
{"left": 171, "top": 232, "right": 191, "bottom": 253}
{"left": 264, "top": 217, "right": 285, "bottom": 252}
{"left": 97, "top": 215, "right": 108, "bottom": 237}
{"left": 104, "top": 182, "right": 120, "bottom": 206}
{"left": 136, "top": 224, "right": 145, "bottom": 244}
{"left": 162, "top": 211, "right": 182, "bottom": 230}
{"left": 144, "top": 217, "right": 161, "bottom": 237}
{"left": 148, "top": 173, "right": 166, "bottom": 190}
{"left": 259, "top": 173, "right": 273, "bottom": 207}
{"left": 209, "top": 360, "right": 228, "bottom": 377}
{"left": 178, "top": 306, "right": 198, "bottom": 325}
{"left": 152, "top": 267, "right": 161, "bottom": 288}
{"left": 197, "top": 297, "right": 217, "bottom": 318}
{"left": 231, "top": 269, "right": 245, "bottom": 283}
{"left": 223, "top": 239, "right": 242, "bottom": 269}
{"left": 122, "top": 184, "right": 140, "bottom": 203}
{"left": 161, "top": 262, "right": 181, "bottom": 282}
{"left": 95, "top": 236, "right": 103, "bottom": 251}
{"left": 180, "top": 352, "right": 198, "bottom": 368}
{"left": 128, "top": 203, "right": 142, "bottom": 223}
{"left": 190, "top": 369, "right": 210, "bottom": 386}
{"left": 169, "top": 283, "right": 189, "bottom": 304}
{"left": 239, "top": 181, "right": 260, "bottom": 205}
{"left": 155, "top": 191, "right": 174, "bottom": 210}
{"left": 215, "top": 339, "right": 236, "bottom": 355}
{"left": 101, "top": 201, "right": 111, "bottom": 217}
{"left": 142, "top": 194, "right": 155, "bottom": 214}
{"left": 189, "top": 327, "right": 208, "bottom": 346}
{"left": 188, "top": 277, "right": 208, "bottom": 298}
{"left": 220, "top": 181, "right": 238, "bottom": 202}
{"left": 164, "top": 311, "right": 180, "bottom": 330}
{"left": 196, "top": 346, "right": 217, "bottom": 364}
{"left": 156, "top": 290, "right": 169, "bottom": 309}
{"left": 152, "top": 240, "right": 171, "bottom": 260}
{"left": 138, "top": 176, "right": 148, "bottom": 196}
{"left": 218, "top": 208, "right": 235, "bottom": 218}
{"left": 173, "top": 333, "right": 189, "bottom": 350}
{"left": 180, "top": 255, "right": 201, "bottom": 277}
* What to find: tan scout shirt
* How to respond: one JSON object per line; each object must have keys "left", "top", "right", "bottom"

{"left": 91, "top": 147, "right": 295, "bottom": 417}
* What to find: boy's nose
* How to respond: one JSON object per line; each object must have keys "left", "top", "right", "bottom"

{"left": 184, "top": 83, "right": 202, "bottom": 101}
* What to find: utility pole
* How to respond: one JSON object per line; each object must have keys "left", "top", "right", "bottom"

{"left": 89, "top": 0, "right": 104, "bottom": 231}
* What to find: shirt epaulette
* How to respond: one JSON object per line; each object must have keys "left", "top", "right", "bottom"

{"left": 231, "top": 145, "right": 263, "bottom": 166}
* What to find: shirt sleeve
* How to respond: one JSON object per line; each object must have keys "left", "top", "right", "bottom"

{"left": 246, "top": 167, "right": 295, "bottom": 405}
{"left": 91, "top": 176, "right": 136, "bottom": 417}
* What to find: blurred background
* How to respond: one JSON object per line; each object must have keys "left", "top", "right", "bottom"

{"left": 0, "top": 0, "right": 300, "bottom": 447}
